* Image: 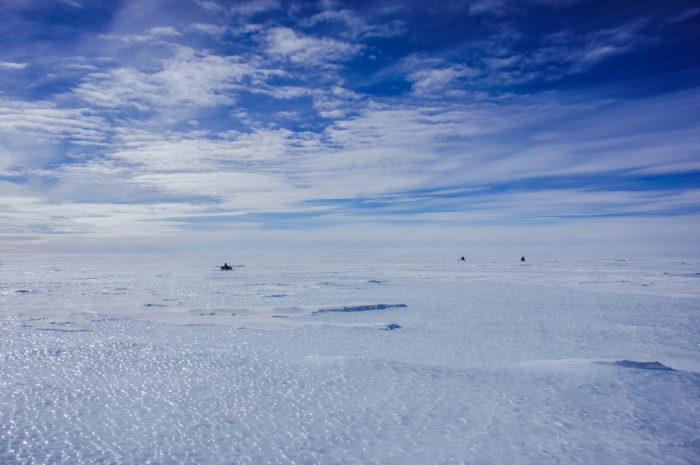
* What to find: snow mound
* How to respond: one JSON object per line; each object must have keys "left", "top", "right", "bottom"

{"left": 596, "top": 360, "right": 676, "bottom": 371}
{"left": 313, "top": 303, "right": 407, "bottom": 314}
{"left": 518, "top": 358, "right": 679, "bottom": 372}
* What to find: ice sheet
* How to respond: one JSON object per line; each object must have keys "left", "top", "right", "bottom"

{"left": 1, "top": 254, "right": 699, "bottom": 464}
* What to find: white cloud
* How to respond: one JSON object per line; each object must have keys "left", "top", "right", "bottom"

{"left": 1, "top": 0, "right": 695, "bottom": 254}
{"left": 666, "top": 7, "right": 700, "bottom": 24}
{"left": 57, "top": 128, "right": 316, "bottom": 211}
{"left": 229, "top": 0, "right": 280, "bottom": 17}
{"left": 111, "top": 127, "right": 301, "bottom": 170}
{"left": 0, "top": 195, "right": 201, "bottom": 240}
{"left": 149, "top": 26, "right": 180, "bottom": 36}
{"left": 60, "top": 0, "right": 82, "bottom": 7}
{"left": 454, "top": 188, "right": 700, "bottom": 220}
{"left": 0, "top": 61, "right": 28, "bottom": 70}
{"left": 264, "top": 27, "right": 361, "bottom": 65}
{"left": 469, "top": 0, "right": 508, "bottom": 16}
{"left": 5, "top": 84, "right": 697, "bottom": 239}
{"left": 0, "top": 99, "right": 109, "bottom": 174}
{"left": 0, "top": 100, "right": 106, "bottom": 141}
{"left": 569, "top": 19, "right": 649, "bottom": 71}
{"left": 188, "top": 23, "right": 227, "bottom": 36}
{"left": 408, "top": 65, "right": 477, "bottom": 96}
{"left": 305, "top": 7, "right": 404, "bottom": 39}
{"left": 476, "top": 18, "right": 652, "bottom": 84}
{"left": 323, "top": 102, "right": 507, "bottom": 152}
{"left": 127, "top": 171, "right": 320, "bottom": 215}
{"left": 631, "top": 162, "right": 700, "bottom": 176}
{"left": 310, "top": 86, "right": 363, "bottom": 119}
{"left": 72, "top": 47, "right": 282, "bottom": 111}
{"left": 469, "top": 0, "right": 583, "bottom": 16}
{"left": 195, "top": 0, "right": 224, "bottom": 13}
{"left": 98, "top": 26, "right": 183, "bottom": 43}
{"left": 580, "top": 45, "right": 621, "bottom": 63}
{"left": 298, "top": 88, "right": 700, "bottom": 201}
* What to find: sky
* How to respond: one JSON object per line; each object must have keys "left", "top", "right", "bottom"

{"left": 0, "top": 0, "right": 699, "bottom": 255}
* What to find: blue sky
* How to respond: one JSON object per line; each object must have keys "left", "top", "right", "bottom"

{"left": 0, "top": 0, "right": 698, "bottom": 255}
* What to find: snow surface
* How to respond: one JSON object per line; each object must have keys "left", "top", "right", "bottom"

{"left": 1, "top": 253, "right": 699, "bottom": 464}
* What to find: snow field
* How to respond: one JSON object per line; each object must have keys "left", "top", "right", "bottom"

{"left": 1, "top": 254, "right": 699, "bottom": 464}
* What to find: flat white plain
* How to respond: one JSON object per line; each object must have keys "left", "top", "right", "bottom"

{"left": 1, "top": 254, "right": 699, "bottom": 464}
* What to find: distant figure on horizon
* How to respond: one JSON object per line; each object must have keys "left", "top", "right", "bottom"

{"left": 221, "top": 262, "right": 233, "bottom": 270}
{"left": 521, "top": 256, "right": 526, "bottom": 262}
{"left": 460, "top": 256, "right": 465, "bottom": 261}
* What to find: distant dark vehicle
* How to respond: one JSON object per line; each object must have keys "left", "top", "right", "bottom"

{"left": 521, "top": 256, "right": 526, "bottom": 262}
{"left": 221, "top": 263, "right": 233, "bottom": 270}
{"left": 460, "top": 256, "right": 465, "bottom": 261}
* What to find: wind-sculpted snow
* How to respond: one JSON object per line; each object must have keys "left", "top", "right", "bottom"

{"left": 314, "top": 303, "right": 408, "bottom": 314}
{"left": 518, "top": 358, "right": 678, "bottom": 372}
{"left": 604, "top": 360, "right": 676, "bottom": 371}
{"left": 1, "top": 253, "right": 699, "bottom": 464}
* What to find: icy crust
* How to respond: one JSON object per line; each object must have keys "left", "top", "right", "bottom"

{"left": 448, "top": 257, "right": 700, "bottom": 298}
{"left": 0, "top": 254, "right": 415, "bottom": 330}
{"left": 1, "top": 254, "right": 699, "bottom": 464}
{"left": 517, "top": 358, "right": 677, "bottom": 371}
{"left": 1, "top": 324, "right": 699, "bottom": 465}
{"left": 1, "top": 253, "right": 699, "bottom": 332}
{"left": 2, "top": 297, "right": 408, "bottom": 331}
